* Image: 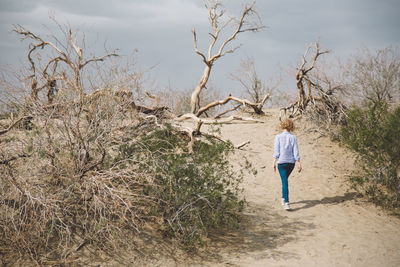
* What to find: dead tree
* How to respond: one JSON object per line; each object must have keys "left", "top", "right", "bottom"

{"left": 173, "top": 1, "right": 268, "bottom": 152}
{"left": 280, "top": 42, "right": 347, "bottom": 129}
{"left": 229, "top": 57, "right": 279, "bottom": 114}
{"left": 190, "top": 0, "right": 265, "bottom": 114}
{"left": 345, "top": 46, "right": 400, "bottom": 106}
{"left": 280, "top": 42, "right": 329, "bottom": 118}
{"left": 14, "top": 24, "right": 118, "bottom": 104}
{"left": 15, "top": 22, "right": 169, "bottom": 124}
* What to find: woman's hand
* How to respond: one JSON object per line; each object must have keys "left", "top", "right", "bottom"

{"left": 273, "top": 158, "right": 277, "bottom": 172}
{"left": 297, "top": 161, "right": 302, "bottom": 173}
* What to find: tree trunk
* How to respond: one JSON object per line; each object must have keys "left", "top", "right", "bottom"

{"left": 190, "top": 64, "right": 212, "bottom": 113}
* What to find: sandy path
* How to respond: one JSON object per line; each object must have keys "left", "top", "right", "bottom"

{"left": 192, "top": 110, "right": 400, "bottom": 267}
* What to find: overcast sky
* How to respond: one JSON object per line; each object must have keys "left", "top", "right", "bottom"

{"left": 1, "top": 0, "right": 399, "bottom": 95}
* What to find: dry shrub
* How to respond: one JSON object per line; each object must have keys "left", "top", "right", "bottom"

{"left": 0, "top": 90, "right": 248, "bottom": 265}
{"left": 1, "top": 93, "right": 143, "bottom": 264}
{"left": 0, "top": 22, "right": 249, "bottom": 265}
{"left": 302, "top": 96, "right": 347, "bottom": 140}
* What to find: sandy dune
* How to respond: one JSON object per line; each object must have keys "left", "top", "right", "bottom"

{"left": 184, "top": 109, "right": 400, "bottom": 267}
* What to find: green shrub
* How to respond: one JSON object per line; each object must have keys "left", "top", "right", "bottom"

{"left": 114, "top": 124, "right": 247, "bottom": 248}
{"left": 341, "top": 102, "right": 400, "bottom": 210}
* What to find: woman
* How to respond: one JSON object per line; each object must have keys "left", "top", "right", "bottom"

{"left": 273, "top": 118, "right": 302, "bottom": 210}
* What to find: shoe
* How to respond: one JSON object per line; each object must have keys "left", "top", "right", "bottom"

{"left": 281, "top": 198, "right": 285, "bottom": 206}
{"left": 284, "top": 203, "right": 290, "bottom": 210}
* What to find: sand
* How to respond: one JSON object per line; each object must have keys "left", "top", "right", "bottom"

{"left": 181, "top": 109, "right": 400, "bottom": 267}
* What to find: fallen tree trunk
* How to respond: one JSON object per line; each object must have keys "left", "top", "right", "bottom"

{"left": 176, "top": 113, "right": 263, "bottom": 124}
{"left": 196, "top": 93, "right": 270, "bottom": 117}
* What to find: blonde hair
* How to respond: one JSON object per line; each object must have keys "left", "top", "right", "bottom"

{"left": 280, "top": 118, "right": 295, "bottom": 132}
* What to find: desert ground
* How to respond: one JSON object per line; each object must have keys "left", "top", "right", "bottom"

{"left": 170, "top": 109, "right": 400, "bottom": 267}
{"left": 84, "top": 109, "right": 400, "bottom": 267}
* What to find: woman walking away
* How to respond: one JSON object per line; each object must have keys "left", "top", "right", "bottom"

{"left": 273, "top": 118, "right": 302, "bottom": 210}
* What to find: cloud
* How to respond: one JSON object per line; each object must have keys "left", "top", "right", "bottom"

{"left": 30, "top": 0, "right": 209, "bottom": 30}
{"left": 0, "top": 0, "right": 40, "bottom": 13}
{"left": 1, "top": 0, "right": 399, "bottom": 92}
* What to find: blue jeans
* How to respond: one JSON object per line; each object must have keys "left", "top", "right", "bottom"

{"left": 278, "top": 163, "right": 295, "bottom": 203}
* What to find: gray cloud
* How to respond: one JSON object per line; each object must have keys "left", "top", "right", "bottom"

{"left": 1, "top": 0, "right": 399, "bottom": 93}
{"left": 0, "top": 0, "right": 40, "bottom": 13}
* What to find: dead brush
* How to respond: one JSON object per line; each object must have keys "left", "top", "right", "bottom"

{"left": 0, "top": 19, "right": 251, "bottom": 265}
{"left": 0, "top": 93, "right": 154, "bottom": 265}
{"left": 0, "top": 95, "right": 248, "bottom": 264}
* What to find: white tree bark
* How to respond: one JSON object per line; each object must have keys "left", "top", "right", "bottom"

{"left": 190, "top": 65, "right": 212, "bottom": 113}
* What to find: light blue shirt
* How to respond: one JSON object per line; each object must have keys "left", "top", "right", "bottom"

{"left": 273, "top": 131, "right": 300, "bottom": 164}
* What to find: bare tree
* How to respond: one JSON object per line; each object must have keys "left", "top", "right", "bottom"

{"left": 230, "top": 57, "right": 280, "bottom": 114}
{"left": 13, "top": 23, "right": 118, "bottom": 104}
{"left": 190, "top": 0, "right": 265, "bottom": 114}
{"left": 170, "top": 1, "right": 269, "bottom": 151}
{"left": 343, "top": 46, "right": 400, "bottom": 106}
{"left": 280, "top": 42, "right": 347, "bottom": 132}
{"left": 281, "top": 42, "right": 329, "bottom": 117}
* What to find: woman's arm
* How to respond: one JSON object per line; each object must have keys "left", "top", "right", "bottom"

{"left": 293, "top": 136, "right": 300, "bottom": 162}
{"left": 273, "top": 136, "right": 280, "bottom": 172}
{"left": 294, "top": 136, "right": 301, "bottom": 172}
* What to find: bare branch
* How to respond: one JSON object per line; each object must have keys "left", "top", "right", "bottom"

{"left": 304, "top": 42, "right": 329, "bottom": 75}
{"left": 0, "top": 116, "right": 30, "bottom": 136}
{"left": 68, "top": 29, "right": 82, "bottom": 59}
{"left": 145, "top": 91, "right": 160, "bottom": 107}
{"left": 210, "top": 2, "right": 265, "bottom": 62}
{"left": 235, "top": 140, "right": 250, "bottom": 149}
{"left": 192, "top": 29, "right": 208, "bottom": 64}
{"left": 214, "top": 104, "right": 241, "bottom": 118}
{"left": 0, "top": 154, "right": 28, "bottom": 165}
{"left": 14, "top": 24, "right": 67, "bottom": 57}
{"left": 80, "top": 52, "right": 119, "bottom": 69}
